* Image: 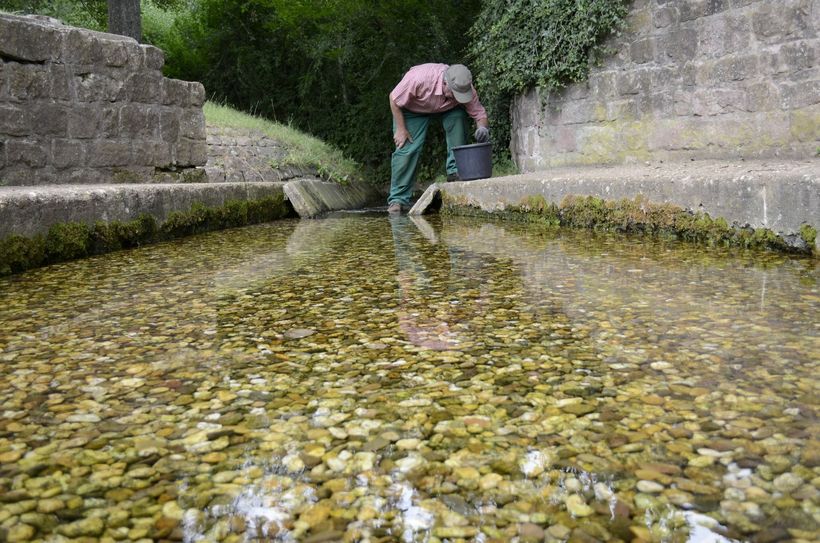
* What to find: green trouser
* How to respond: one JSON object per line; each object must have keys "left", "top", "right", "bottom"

{"left": 388, "top": 107, "right": 469, "bottom": 207}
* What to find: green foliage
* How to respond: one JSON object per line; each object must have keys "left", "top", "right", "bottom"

{"left": 160, "top": 0, "right": 480, "bottom": 183}
{"left": 0, "top": 196, "right": 292, "bottom": 276}
{"left": 1, "top": 0, "right": 107, "bottom": 30}
{"left": 469, "top": 0, "right": 629, "bottom": 159}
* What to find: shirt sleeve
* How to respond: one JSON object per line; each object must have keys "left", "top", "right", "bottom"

{"left": 390, "top": 73, "right": 414, "bottom": 109}
{"left": 463, "top": 85, "right": 488, "bottom": 123}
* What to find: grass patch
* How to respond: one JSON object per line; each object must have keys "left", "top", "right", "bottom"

{"left": 203, "top": 101, "right": 362, "bottom": 185}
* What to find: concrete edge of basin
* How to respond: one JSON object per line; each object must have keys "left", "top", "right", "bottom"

{"left": 409, "top": 160, "right": 819, "bottom": 255}
{"left": 283, "top": 178, "right": 381, "bottom": 218}
{"left": 0, "top": 182, "right": 295, "bottom": 276}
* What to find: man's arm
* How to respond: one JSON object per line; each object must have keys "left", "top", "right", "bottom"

{"left": 390, "top": 97, "right": 413, "bottom": 148}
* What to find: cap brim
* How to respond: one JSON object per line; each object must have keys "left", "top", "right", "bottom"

{"left": 453, "top": 89, "right": 473, "bottom": 104}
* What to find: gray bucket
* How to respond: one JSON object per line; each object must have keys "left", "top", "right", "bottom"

{"left": 452, "top": 142, "right": 492, "bottom": 180}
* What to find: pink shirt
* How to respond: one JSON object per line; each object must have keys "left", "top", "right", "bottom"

{"left": 390, "top": 63, "right": 488, "bottom": 122}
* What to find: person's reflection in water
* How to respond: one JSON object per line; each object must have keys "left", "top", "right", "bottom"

{"left": 389, "top": 215, "right": 464, "bottom": 351}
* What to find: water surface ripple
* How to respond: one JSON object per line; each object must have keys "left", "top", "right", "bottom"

{"left": 0, "top": 215, "right": 817, "bottom": 543}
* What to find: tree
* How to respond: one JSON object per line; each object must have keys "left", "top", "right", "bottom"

{"left": 107, "top": 0, "right": 141, "bottom": 41}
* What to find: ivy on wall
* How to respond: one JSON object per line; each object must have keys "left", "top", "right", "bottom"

{"left": 469, "top": 0, "right": 629, "bottom": 159}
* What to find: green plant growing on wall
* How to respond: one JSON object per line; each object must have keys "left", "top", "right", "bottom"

{"left": 469, "top": 0, "right": 629, "bottom": 159}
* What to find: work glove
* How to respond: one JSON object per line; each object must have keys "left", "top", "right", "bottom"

{"left": 475, "top": 126, "right": 490, "bottom": 143}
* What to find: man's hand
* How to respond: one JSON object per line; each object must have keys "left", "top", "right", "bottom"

{"left": 475, "top": 126, "right": 490, "bottom": 143}
{"left": 394, "top": 127, "right": 413, "bottom": 148}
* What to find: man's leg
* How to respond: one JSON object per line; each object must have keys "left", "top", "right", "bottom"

{"left": 442, "top": 107, "right": 469, "bottom": 176}
{"left": 389, "top": 111, "right": 429, "bottom": 207}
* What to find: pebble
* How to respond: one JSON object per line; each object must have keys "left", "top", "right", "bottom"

{"left": 7, "top": 524, "right": 36, "bottom": 542}
{"left": 565, "top": 494, "right": 594, "bottom": 517}
{"left": 772, "top": 473, "right": 803, "bottom": 493}
{"left": 636, "top": 480, "right": 665, "bottom": 493}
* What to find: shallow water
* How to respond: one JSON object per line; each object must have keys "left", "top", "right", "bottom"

{"left": 0, "top": 215, "right": 818, "bottom": 543}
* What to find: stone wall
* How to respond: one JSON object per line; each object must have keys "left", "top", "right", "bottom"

{"left": 511, "top": 0, "right": 819, "bottom": 170}
{"left": 205, "top": 126, "right": 317, "bottom": 183}
{"left": 0, "top": 14, "right": 206, "bottom": 185}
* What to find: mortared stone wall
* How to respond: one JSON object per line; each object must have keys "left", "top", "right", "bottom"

{"left": 0, "top": 14, "right": 206, "bottom": 185}
{"left": 511, "top": 0, "right": 819, "bottom": 170}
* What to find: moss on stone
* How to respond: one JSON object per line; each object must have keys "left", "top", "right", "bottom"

{"left": 45, "top": 222, "right": 92, "bottom": 261}
{"left": 0, "top": 195, "right": 293, "bottom": 277}
{"left": 442, "top": 193, "right": 814, "bottom": 256}
{"left": 0, "top": 234, "right": 47, "bottom": 276}
{"left": 799, "top": 224, "right": 817, "bottom": 246}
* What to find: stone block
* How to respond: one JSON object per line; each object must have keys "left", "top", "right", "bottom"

{"left": 87, "top": 140, "right": 131, "bottom": 167}
{"left": 100, "top": 107, "right": 120, "bottom": 139}
{"left": 709, "top": 55, "right": 759, "bottom": 82}
{"left": 565, "top": 83, "right": 590, "bottom": 101}
{"left": 131, "top": 140, "right": 170, "bottom": 167}
{"left": 777, "top": 41, "right": 817, "bottom": 73}
{"left": 33, "top": 103, "right": 68, "bottom": 137}
{"left": 697, "top": 14, "right": 753, "bottom": 59}
{"left": 174, "top": 139, "right": 207, "bottom": 167}
{"left": 62, "top": 28, "right": 102, "bottom": 65}
{"left": 162, "top": 78, "right": 189, "bottom": 106}
{"left": 648, "top": 92, "right": 675, "bottom": 115}
{"left": 616, "top": 70, "right": 650, "bottom": 96}
{"left": 7, "top": 63, "right": 50, "bottom": 101}
{"left": 673, "top": 90, "right": 694, "bottom": 116}
{"left": 744, "top": 81, "right": 780, "bottom": 112}
{"left": 630, "top": 37, "right": 655, "bottom": 64}
{"left": 67, "top": 104, "right": 99, "bottom": 139}
{"left": 558, "top": 100, "right": 593, "bottom": 124}
{"left": 693, "top": 88, "right": 748, "bottom": 116}
{"left": 160, "top": 109, "right": 181, "bottom": 142}
{"left": 512, "top": 88, "right": 540, "bottom": 127}
{"left": 0, "top": 15, "right": 64, "bottom": 63}
{"left": 679, "top": 0, "right": 730, "bottom": 23}
{"left": 0, "top": 59, "right": 7, "bottom": 102}
{"left": 7, "top": 139, "right": 48, "bottom": 167}
{"left": 0, "top": 104, "right": 30, "bottom": 135}
{"left": 73, "top": 71, "right": 124, "bottom": 102}
{"left": 189, "top": 82, "right": 206, "bottom": 107}
{"left": 101, "top": 40, "right": 130, "bottom": 67}
{"left": 51, "top": 139, "right": 85, "bottom": 169}
{"left": 0, "top": 140, "right": 5, "bottom": 169}
{"left": 142, "top": 45, "right": 165, "bottom": 71}
{"left": 49, "top": 64, "right": 71, "bottom": 101}
{"left": 752, "top": 0, "right": 814, "bottom": 43}
{"left": 789, "top": 107, "right": 820, "bottom": 142}
{"left": 779, "top": 80, "right": 820, "bottom": 109}
{"left": 66, "top": 168, "right": 108, "bottom": 184}
{"left": 657, "top": 29, "right": 698, "bottom": 64}
{"left": 180, "top": 109, "right": 206, "bottom": 139}
{"left": 123, "top": 72, "right": 163, "bottom": 104}
{"left": 589, "top": 72, "right": 617, "bottom": 99}
{"left": 119, "top": 104, "right": 160, "bottom": 139}
{"left": 1, "top": 165, "right": 38, "bottom": 185}
{"left": 606, "top": 99, "right": 638, "bottom": 121}
{"left": 649, "top": 66, "right": 682, "bottom": 88}
{"left": 653, "top": 6, "right": 678, "bottom": 28}
{"left": 190, "top": 140, "right": 207, "bottom": 166}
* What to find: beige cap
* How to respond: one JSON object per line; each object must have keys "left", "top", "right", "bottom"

{"left": 444, "top": 64, "right": 474, "bottom": 104}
